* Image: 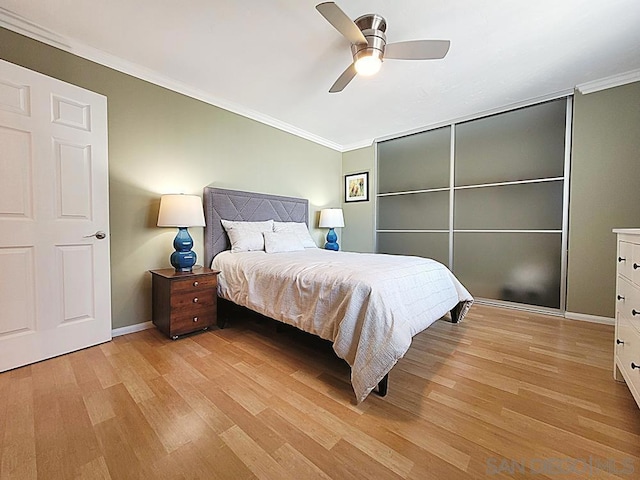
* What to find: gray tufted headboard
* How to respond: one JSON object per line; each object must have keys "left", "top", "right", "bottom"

{"left": 203, "top": 186, "right": 309, "bottom": 268}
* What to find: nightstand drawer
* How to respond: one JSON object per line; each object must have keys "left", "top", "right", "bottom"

{"left": 170, "top": 289, "right": 216, "bottom": 309}
{"left": 171, "top": 275, "right": 218, "bottom": 293}
{"left": 170, "top": 311, "right": 215, "bottom": 335}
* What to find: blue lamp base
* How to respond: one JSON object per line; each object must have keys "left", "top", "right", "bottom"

{"left": 324, "top": 227, "right": 339, "bottom": 251}
{"left": 170, "top": 227, "right": 197, "bottom": 272}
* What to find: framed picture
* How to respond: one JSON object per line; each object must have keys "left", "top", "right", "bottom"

{"left": 345, "top": 171, "right": 369, "bottom": 203}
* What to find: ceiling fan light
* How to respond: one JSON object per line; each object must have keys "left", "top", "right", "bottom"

{"left": 355, "top": 55, "right": 382, "bottom": 76}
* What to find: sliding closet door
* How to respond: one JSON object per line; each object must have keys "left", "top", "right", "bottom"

{"left": 453, "top": 99, "right": 567, "bottom": 309}
{"left": 377, "top": 126, "right": 450, "bottom": 265}
{"left": 375, "top": 97, "right": 570, "bottom": 311}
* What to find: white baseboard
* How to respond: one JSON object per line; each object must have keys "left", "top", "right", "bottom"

{"left": 111, "top": 321, "right": 154, "bottom": 337}
{"left": 564, "top": 311, "right": 615, "bottom": 325}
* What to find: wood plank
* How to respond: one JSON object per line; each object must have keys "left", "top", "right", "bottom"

{"left": 0, "top": 304, "right": 639, "bottom": 479}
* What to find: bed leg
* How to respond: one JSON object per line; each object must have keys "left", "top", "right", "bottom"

{"left": 217, "top": 297, "right": 231, "bottom": 329}
{"left": 450, "top": 302, "right": 462, "bottom": 323}
{"left": 376, "top": 374, "right": 389, "bottom": 397}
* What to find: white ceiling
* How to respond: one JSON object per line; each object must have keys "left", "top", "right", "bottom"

{"left": 2, "top": 0, "right": 640, "bottom": 151}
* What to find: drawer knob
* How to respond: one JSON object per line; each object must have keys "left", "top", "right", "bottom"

{"left": 193, "top": 317, "right": 199, "bottom": 323}
{"left": 618, "top": 256, "right": 626, "bottom": 262}
{"left": 193, "top": 281, "right": 199, "bottom": 287}
{"left": 633, "top": 309, "right": 640, "bottom": 316}
{"left": 632, "top": 363, "right": 640, "bottom": 370}
{"left": 617, "top": 295, "right": 625, "bottom": 301}
{"left": 617, "top": 339, "right": 624, "bottom": 345}
{"left": 635, "top": 263, "right": 640, "bottom": 270}
{"left": 193, "top": 297, "right": 199, "bottom": 303}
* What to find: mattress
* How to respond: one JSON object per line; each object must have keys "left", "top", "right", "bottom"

{"left": 212, "top": 248, "right": 473, "bottom": 402}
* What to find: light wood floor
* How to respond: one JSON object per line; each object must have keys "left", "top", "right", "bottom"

{"left": 1, "top": 304, "right": 639, "bottom": 479}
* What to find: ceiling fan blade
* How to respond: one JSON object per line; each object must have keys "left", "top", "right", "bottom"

{"left": 316, "top": 2, "right": 367, "bottom": 45}
{"left": 329, "top": 63, "right": 357, "bottom": 93}
{"left": 384, "top": 40, "right": 451, "bottom": 60}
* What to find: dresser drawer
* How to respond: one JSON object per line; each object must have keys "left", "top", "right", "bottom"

{"left": 617, "top": 275, "right": 640, "bottom": 333}
{"left": 618, "top": 241, "right": 634, "bottom": 281}
{"left": 615, "top": 315, "right": 640, "bottom": 406}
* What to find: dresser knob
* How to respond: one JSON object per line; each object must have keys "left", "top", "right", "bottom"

{"left": 618, "top": 256, "right": 626, "bottom": 262}
{"left": 632, "top": 363, "right": 640, "bottom": 370}
{"left": 193, "top": 317, "right": 199, "bottom": 323}
{"left": 617, "top": 295, "right": 625, "bottom": 301}
{"left": 633, "top": 309, "right": 640, "bottom": 316}
{"left": 617, "top": 339, "right": 624, "bottom": 345}
{"left": 635, "top": 263, "right": 640, "bottom": 270}
{"left": 193, "top": 297, "right": 199, "bottom": 303}
{"left": 193, "top": 281, "right": 199, "bottom": 287}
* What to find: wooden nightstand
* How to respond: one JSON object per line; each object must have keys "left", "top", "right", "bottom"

{"left": 150, "top": 266, "right": 220, "bottom": 340}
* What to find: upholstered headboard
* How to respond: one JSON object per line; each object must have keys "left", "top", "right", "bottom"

{"left": 203, "top": 186, "right": 309, "bottom": 268}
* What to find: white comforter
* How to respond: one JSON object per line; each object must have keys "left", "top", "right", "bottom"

{"left": 212, "top": 249, "right": 473, "bottom": 402}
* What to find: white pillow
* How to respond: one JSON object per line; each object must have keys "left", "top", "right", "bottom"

{"left": 273, "top": 221, "right": 317, "bottom": 248}
{"left": 263, "top": 231, "right": 305, "bottom": 254}
{"left": 221, "top": 219, "right": 274, "bottom": 253}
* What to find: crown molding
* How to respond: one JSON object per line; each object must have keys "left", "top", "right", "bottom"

{"left": 0, "top": 7, "right": 69, "bottom": 49}
{"left": 576, "top": 69, "right": 640, "bottom": 95}
{"left": 341, "top": 139, "right": 374, "bottom": 152}
{"left": 0, "top": 8, "right": 344, "bottom": 152}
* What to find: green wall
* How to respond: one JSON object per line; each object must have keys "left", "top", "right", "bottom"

{"left": 0, "top": 28, "right": 342, "bottom": 329}
{"left": 3, "top": 25, "right": 637, "bottom": 324}
{"left": 567, "top": 82, "right": 640, "bottom": 318}
{"left": 342, "top": 146, "right": 375, "bottom": 253}
{"left": 341, "top": 83, "right": 640, "bottom": 318}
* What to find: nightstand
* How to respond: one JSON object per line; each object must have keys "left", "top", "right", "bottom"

{"left": 149, "top": 266, "right": 220, "bottom": 340}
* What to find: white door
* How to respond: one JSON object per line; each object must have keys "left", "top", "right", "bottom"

{"left": 0, "top": 59, "right": 111, "bottom": 372}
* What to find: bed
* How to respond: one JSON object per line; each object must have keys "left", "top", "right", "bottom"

{"left": 203, "top": 186, "right": 473, "bottom": 402}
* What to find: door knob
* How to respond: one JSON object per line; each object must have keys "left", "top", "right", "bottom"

{"left": 84, "top": 231, "right": 106, "bottom": 240}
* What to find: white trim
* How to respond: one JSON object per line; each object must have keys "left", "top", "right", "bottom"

{"left": 0, "top": 9, "right": 344, "bottom": 152}
{"left": 342, "top": 139, "right": 374, "bottom": 152}
{"left": 0, "top": 7, "right": 69, "bottom": 49}
{"left": 112, "top": 321, "right": 154, "bottom": 337}
{"left": 576, "top": 69, "right": 640, "bottom": 95}
{"left": 564, "top": 312, "right": 615, "bottom": 326}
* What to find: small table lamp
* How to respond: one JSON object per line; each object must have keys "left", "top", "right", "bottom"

{"left": 157, "top": 194, "right": 206, "bottom": 272}
{"left": 319, "top": 208, "right": 345, "bottom": 251}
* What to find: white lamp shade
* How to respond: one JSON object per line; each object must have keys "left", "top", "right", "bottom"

{"left": 319, "top": 208, "right": 345, "bottom": 228}
{"left": 157, "top": 194, "right": 205, "bottom": 227}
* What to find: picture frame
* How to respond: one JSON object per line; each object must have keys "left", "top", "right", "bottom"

{"left": 345, "top": 171, "right": 369, "bottom": 203}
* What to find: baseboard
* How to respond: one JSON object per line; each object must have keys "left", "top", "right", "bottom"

{"left": 564, "top": 311, "right": 615, "bottom": 325}
{"left": 111, "top": 321, "right": 154, "bottom": 337}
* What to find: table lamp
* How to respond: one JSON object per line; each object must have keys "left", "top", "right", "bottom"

{"left": 157, "top": 194, "right": 206, "bottom": 272}
{"left": 319, "top": 208, "right": 345, "bottom": 251}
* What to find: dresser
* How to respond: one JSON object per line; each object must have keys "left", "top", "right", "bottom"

{"left": 613, "top": 229, "right": 640, "bottom": 408}
{"left": 150, "top": 267, "right": 219, "bottom": 339}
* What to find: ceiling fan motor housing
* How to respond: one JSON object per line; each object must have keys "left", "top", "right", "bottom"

{"left": 351, "top": 14, "right": 387, "bottom": 64}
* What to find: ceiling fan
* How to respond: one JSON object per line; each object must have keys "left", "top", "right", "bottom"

{"left": 316, "top": 2, "right": 451, "bottom": 93}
